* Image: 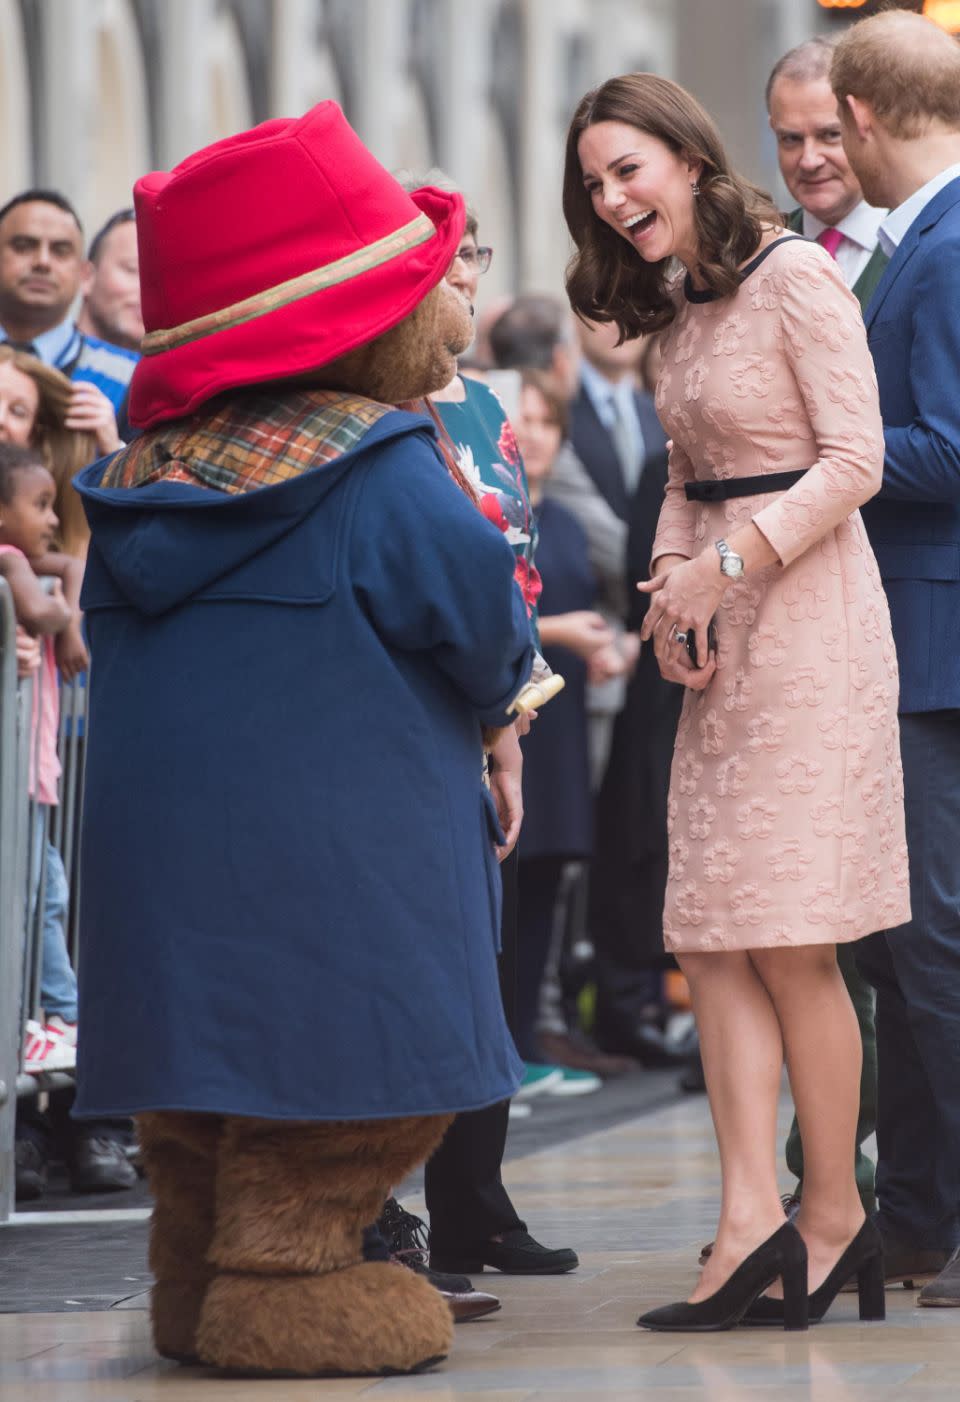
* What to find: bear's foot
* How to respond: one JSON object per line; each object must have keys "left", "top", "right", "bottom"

{"left": 151, "top": 1280, "right": 208, "bottom": 1364}
{"left": 196, "top": 1259, "right": 453, "bottom": 1377}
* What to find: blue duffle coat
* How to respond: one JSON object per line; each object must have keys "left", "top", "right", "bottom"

{"left": 72, "top": 408, "right": 533, "bottom": 1121}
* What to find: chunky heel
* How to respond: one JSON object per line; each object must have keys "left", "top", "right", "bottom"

{"left": 637, "top": 1222, "right": 807, "bottom": 1332}
{"left": 857, "top": 1252, "right": 886, "bottom": 1321}
{"left": 781, "top": 1258, "right": 810, "bottom": 1332}
{"left": 743, "top": 1217, "right": 886, "bottom": 1327}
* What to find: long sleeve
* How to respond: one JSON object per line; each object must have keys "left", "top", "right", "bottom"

{"left": 875, "top": 242, "right": 960, "bottom": 502}
{"left": 753, "top": 247, "right": 884, "bottom": 568}
{"left": 350, "top": 429, "right": 534, "bottom": 726}
{"left": 650, "top": 437, "right": 698, "bottom": 570}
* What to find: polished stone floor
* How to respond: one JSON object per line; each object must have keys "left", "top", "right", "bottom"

{"left": 0, "top": 1092, "right": 955, "bottom": 1400}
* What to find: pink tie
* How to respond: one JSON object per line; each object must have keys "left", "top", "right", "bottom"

{"left": 817, "top": 226, "right": 844, "bottom": 260}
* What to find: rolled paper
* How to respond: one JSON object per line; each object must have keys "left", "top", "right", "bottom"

{"left": 507, "top": 672, "right": 566, "bottom": 716}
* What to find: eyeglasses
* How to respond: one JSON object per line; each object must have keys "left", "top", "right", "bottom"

{"left": 454, "top": 245, "right": 493, "bottom": 274}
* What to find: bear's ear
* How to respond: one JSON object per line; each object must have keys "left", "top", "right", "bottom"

{"left": 309, "top": 283, "right": 473, "bottom": 405}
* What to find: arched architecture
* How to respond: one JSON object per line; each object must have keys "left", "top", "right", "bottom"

{"left": 7, "top": 0, "right": 833, "bottom": 283}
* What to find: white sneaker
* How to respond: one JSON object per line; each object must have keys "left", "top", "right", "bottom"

{"left": 45, "top": 1014, "right": 78, "bottom": 1048}
{"left": 23, "top": 1019, "right": 77, "bottom": 1074}
{"left": 546, "top": 1068, "right": 602, "bottom": 1097}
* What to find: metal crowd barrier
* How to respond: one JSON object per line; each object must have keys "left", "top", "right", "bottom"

{"left": 0, "top": 581, "right": 87, "bottom": 1223}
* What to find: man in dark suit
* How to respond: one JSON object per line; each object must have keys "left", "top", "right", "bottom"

{"left": 835, "top": 7, "right": 960, "bottom": 1307}
{"left": 569, "top": 318, "right": 686, "bottom": 1066}
{"left": 764, "top": 33, "right": 889, "bottom": 1229}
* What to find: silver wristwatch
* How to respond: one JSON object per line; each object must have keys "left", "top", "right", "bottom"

{"left": 715, "top": 538, "right": 745, "bottom": 579}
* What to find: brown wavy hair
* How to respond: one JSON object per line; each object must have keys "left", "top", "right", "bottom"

{"left": 0, "top": 345, "right": 98, "bottom": 557}
{"left": 563, "top": 73, "right": 782, "bottom": 337}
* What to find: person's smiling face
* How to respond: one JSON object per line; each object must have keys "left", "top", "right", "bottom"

{"left": 578, "top": 120, "right": 702, "bottom": 269}
{"left": 769, "top": 76, "right": 863, "bottom": 227}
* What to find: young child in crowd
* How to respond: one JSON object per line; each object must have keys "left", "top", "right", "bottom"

{"left": 0, "top": 441, "right": 88, "bottom": 1073}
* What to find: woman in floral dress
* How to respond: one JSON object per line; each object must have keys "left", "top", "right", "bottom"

{"left": 405, "top": 193, "right": 580, "bottom": 1282}
{"left": 564, "top": 73, "right": 909, "bottom": 1330}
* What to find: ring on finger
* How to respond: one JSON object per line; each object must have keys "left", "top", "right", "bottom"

{"left": 673, "top": 629, "right": 689, "bottom": 645}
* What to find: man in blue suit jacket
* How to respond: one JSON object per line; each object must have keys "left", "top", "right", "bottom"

{"left": 834, "top": 8, "right": 960, "bottom": 1308}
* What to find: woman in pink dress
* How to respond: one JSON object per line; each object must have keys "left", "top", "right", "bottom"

{"left": 564, "top": 73, "right": 910, "bottom": 1332}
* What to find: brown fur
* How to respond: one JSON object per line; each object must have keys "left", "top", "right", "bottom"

{"left": 309, "top": 282, "right": 473, "bottom": 404}
{"left": 210, "top": 1114, "right": 451, "bottom": 1275}
{"left": 141, "top": 1110, "right": 451, "bottom": 1374}
{"left": 138, "top": 1111, "right": 222, "bottom": 1361}
{"left": 197, "top": 1259, "right": 453, "bottom": 1377}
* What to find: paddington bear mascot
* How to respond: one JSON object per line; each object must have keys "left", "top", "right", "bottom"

{"left": 71, "top": 103, "right": 534, "bottom": 1378}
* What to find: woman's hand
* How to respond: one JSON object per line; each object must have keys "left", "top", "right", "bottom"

{"left": 65, "top": 382, "right": 122, "bottom": 455}
{"left": 638, "top": 552, "right": 725, "bottom": 689}
{"left": 587, "top": 628, "right": 640, "bottom": 684}
{"left": 538, "top": 610, "right": 615, "bottom": 661}
{"left": 488, "top": 724, "right": 524, "bottom": 861}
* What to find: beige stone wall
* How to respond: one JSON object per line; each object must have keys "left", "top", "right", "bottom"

{"left": 1, "top": 0, "right": 831, "bottom": 286}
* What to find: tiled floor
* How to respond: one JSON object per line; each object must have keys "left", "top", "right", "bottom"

{"left": 0, "top": 1092, "right": 955, "bottom": 1399}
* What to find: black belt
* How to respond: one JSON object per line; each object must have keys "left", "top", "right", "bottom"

{"left": 685, "top": 469, "right": 807, "bottom": 502}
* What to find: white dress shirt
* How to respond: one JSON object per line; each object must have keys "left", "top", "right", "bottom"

{"left": 802, "top": 201, "right": 887, "bottom": 291}
{"left": 878, "top": 161, "right": 960, "bottom": 256}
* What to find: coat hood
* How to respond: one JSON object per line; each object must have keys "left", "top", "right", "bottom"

{"left": 75, "top": 409, "right": 431, "bottom": 617}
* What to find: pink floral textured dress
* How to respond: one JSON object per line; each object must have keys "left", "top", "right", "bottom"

{"left": 651, "top": 237, "right": 911, "bottom": 952}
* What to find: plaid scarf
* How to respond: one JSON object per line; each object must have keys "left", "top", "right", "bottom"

{"left": 100, "top": 389, "right": 394, "bottom": 493}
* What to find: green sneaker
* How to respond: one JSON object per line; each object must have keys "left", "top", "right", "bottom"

{"left": 515, "top": 1063, "right": 564, "bottom": 1100}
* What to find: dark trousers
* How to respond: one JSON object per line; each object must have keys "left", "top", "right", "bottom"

{"left": 856, "top": 710, "right": 960, "bottom": 1248}
{"left": 590, "top": 651, "right": 682, "bottom": 1046}
{"left": 784, "top": 942, "right": 878, "bottom": 1212}
{"left": 516, "top": 855, "right": 566, "bottom": 1062}
{"left": 425, "top": 847, "right": 524, "bottom": 1252}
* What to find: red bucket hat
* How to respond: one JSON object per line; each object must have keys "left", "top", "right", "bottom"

{"left": 128, "top": 102, "right": 465, "bottom": 428}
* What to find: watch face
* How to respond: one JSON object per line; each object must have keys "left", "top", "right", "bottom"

{"left": 721, "top": 555, "right": 742, "bottom": 577}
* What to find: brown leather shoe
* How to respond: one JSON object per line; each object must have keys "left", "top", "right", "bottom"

{"left": 537, "top": 1029, "right": 637, "bottom": 1077}
{"left": 881, "top": 1233, "right": 952, "bottom": 1289}
{"left": 919, "top": 1246, "right": 960, "bottom": 1305}
{"left": 406, "top": 1261, "right": 501, "bottom": 1322}
{"left": 698, "top": 1193, "right": 800, "bottom": 1266}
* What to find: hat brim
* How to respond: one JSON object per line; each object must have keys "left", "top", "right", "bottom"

{"left": 128, "top": 186, "right": 465, "bottom": 429}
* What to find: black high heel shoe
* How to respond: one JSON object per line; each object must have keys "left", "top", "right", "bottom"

{"left": 637, "top": 1221, "right": 808, "bottom": 1332}
{"left": 742, "top": 1217, "right": 885, "bottom": 1325}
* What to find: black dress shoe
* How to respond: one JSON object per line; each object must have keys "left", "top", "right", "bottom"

{"left": 374, "top": 1197, "right": 501, "bottom": 1321}
{"left": 68, "top": 1132, "right": 138, "bottom": 1193}
{"left": 638, "top": 1222, "right": 808, "bottom": 1333}
{"left": 679, "top": 1052, "right": 707, "bottom": 1094}
{"left": 14, "top": 1135, "right": 48, "bottom": 1201}
{"left": 743, "top": 1217, "right": 885, "bottom": 1325}
{"left": 431, "top": 1229, "right": 579, "bottom": 1276}
{"left": 600, "top": 1020, "right": 696, "bottom": 1069}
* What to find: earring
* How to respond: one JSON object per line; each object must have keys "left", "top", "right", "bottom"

{"left": 691, "top": 182, "right": 701, "bottom": 196}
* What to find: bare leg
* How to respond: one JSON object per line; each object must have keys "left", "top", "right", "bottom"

{"left": 751, "top": 944, "right": 865, "bottom": 1295}
{"left": 680, "top": 950, "right": 789, "bottom": 1303}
